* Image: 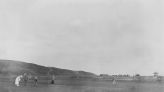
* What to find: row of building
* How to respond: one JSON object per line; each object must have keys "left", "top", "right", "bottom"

{"left": 98, "top": 73, "right": 163, "bottom": 81}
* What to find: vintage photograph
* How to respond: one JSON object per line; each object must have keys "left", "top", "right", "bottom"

{"left": 0, "top": 0, "right": 164, "bottom": 92}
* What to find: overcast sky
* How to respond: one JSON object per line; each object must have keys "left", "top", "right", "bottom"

{"left": 0, "top": 0, "right": 164, "bottom": 75}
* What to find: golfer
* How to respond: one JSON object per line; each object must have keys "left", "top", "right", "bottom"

{"left": 34, "top": 76, "right": 38, "bottom": 86}
{"left": 51, "top": 75, "right": 55, "bottom": 84}
{"left": 112, "top": 77, "right": 116, "bottom": 85}
{"left": 23, "top": 73, "right": 28, "bottom": 86}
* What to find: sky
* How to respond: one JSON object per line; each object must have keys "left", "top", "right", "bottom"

{"left": 0, "top": 0, "right": 164, "bottom": 75}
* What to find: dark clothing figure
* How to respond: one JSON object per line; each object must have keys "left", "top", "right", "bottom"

{"left": 51, "top": 80, "right": 54, "bottom": 84}
{"left": 34, "top": 76, "right": 38, "bottom": 86}
{"left": 51, "top": 75, "right": 55, "bottom": 84}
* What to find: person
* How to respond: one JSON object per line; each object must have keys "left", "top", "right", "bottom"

{"left": 15, "top": 75, "right": 23, "bottom": 87}
{"left": 112, "top": 77, "right": 116, "bottom": 85}
{"left": 34, "top": 76, "right": 38, "bottom": 86}
{"left": 51, "top": 75, "right": 55, "bottom": 84}
{"left": 23, "top": 73, "right": 28, "bottom": 86}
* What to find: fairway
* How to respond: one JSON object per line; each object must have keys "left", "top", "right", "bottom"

{"left": 1, "top": 80, "right": 164, "bottom": 92}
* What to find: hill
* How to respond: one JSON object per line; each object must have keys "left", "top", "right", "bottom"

{"left": 0, "top": 60, "right": 96, "bottom": 78}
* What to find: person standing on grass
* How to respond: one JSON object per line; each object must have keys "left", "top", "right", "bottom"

{"left": 15, "top": 75, "right": 23, "bottom": 87}
{"left": 23, "top": 73, "right": 28, "bottom": 86}
{"left": 51, "top": 75, "right": 55, "bottom": 84}
{"left": 34, "top": 76, "right": 38, "bottom": 86}
{"left": 112, "top": 77, "right": 116, "bottom": 85}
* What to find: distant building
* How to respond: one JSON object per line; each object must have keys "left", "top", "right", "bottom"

{"left": 99, "top": 74, "right": 132, "bottom": 80}
{"left": 99, "top": 74, "right": 112, "bottom": 79}
{"left": 153, "top": 72, "right": 159, "bottom": 77}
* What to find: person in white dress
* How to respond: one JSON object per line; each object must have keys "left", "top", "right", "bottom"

{"left": 15, "top": 75, "right": 23, "bottom": 86}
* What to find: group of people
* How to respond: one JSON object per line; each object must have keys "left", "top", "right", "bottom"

{"left": 14, "top": 73, "right": 55, "bottom": 87}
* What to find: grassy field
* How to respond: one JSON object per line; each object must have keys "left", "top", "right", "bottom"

{"left": 0, "top": 78, "right": 164, "bottom": 92}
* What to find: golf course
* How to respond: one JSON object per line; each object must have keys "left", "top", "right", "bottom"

{"left": 0, "top": 78, "right": 164, "bottom": 92}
